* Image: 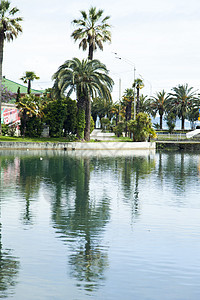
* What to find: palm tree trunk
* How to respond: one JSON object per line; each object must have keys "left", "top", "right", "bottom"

{"left": 181, "top": 116, "right": 185, "bottom": 130}
{"left": 160, "top": 113, "right": 163, "bottom": 129}
{"left": 0, "top": 35, "right": 4, "bottom": 135}
{"left": 136, "top": 87, "right": 140, "bottom": 114}
{"left": 27, "top": 79, "right": 31, "bottom": 94}
{"left": 88, "top": 45, "right": 93, "bottom": 60}
{"left": 77, "top": 92, "right": 86, "bottom": 140}
{"left": 84, "top": 97, "right": 91, "bottom": 141}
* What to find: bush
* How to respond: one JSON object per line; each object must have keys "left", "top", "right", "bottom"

{"left": 113, "top": 121, "right": 125, "bottom": 137}
{"left": 90, "top": 116, "right": 95, "bottom": 133}
{"left": 127, "top": 113, "right": 156, "bottom": 142}
{"left": 24, "top": 116, "right": 43, "bottom": 137}
{"left": 101, "top": 117, "right": 111, "bottom": 131}
{"left": 44, "top": 99, "right": 67, "bottom": 137}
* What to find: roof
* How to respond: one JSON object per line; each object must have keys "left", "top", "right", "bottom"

{"left": 2, "top": 77, "right": 43, "bottom": 94}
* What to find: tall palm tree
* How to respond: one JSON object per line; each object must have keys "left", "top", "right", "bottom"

{"left": 20, "top": 71, "right": 40, "bottom": 94}
{"left": 150, "top": 90, "right": 169, "bottom": 129}
{"left": 52, "top": 57, "right": 113, "bottom": 141}
{"left": 123, "top": 88, "right": 134, "bottom": 121}
{"left": 0, "top": 0, "right": 22, "bottom": 134}
{"left": 71, "top": 7, "right": 111, "bottom": 60}
{"left": 168, "top": 84, "right": 198, "bottom": 130}
{"left": 133, "top": 78, "right": 144, "bottom": 115}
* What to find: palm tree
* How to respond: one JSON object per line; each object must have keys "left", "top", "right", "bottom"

{"left": 168, "top": 84, "right": 198, "bottom": 130}
{"left": 52, "top": 57, "right": 113, "bottom": 141}
{"left": 20, "top": 71, "right": 40, "bottom": 94}
{"left": 123, "top": 88, "right": 134, "bottom": 121}
{"left": 133, "top": 78, "right": 144, "bottom": 115}
{"left": 150, "top": 90, "right": 169, "bottom": 129}
{"left": 0, "top": 0, "right": 22, "bottom": 134}
{"left": 71, "top": 7, "right": 111, "bottom": 60}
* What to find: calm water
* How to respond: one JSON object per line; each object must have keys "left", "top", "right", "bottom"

{"left": 1, "top": 149, "right": 200, "bottom": 300}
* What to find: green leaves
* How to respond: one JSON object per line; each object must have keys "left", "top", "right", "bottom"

{"left": 71, "top": 6, "right": 111, "bottom": 60}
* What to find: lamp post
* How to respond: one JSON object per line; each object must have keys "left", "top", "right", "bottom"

{"left": 115, "top": 54, "right": 136, "bottom": 119}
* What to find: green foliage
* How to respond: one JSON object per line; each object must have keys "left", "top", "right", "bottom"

{"left": 167, "top": 84, "right": 198, "bottom": 130}
{"left": 64, "top": 98, "right": 77, "bottom": 135}
{"left": 2, "top": 123, "right": 17, "bottom": 137}
{"left": 2, "top": 124, "right": 9, "bottom": 136}
{"left": 113, "top": 121, "right": 125, "bottom": 137}
{"left": 44, "top": 99, "right": 67, "bottom": 137}
{"left": 165, "top": 113, "right": 176, "bottom": 133}
{"left": 127, "top": 112, "right": 156, "bottom": 142}
{"left": 77, "top": 108, "right": 85, "bottom": 140}
{"left": 101, "top": 117, "right": 111, "bottom": 131}
{"left": 17, "top": 94, "right": 45, "bottom": 137}
{"left": 24, "top": 115, "right": 43, "bottom": 137}
{"left": 71, "top": 6, "right": 111, "bottom": 60}
{"left": 153, "top": 122, "right": 160, "bottom": 130}
{"left": 90, "top": 116, "right": 95, "bottom": 133}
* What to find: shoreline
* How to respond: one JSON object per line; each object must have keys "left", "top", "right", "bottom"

{"left": 0, "top": 141, "right": 155, "bottom": 151}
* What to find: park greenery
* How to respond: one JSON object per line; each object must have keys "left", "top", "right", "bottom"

{"left": 1, "top": 2, "right": 200, "bottom": 142}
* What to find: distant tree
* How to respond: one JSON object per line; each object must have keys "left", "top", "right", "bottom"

{"left": 0, "top": 0, "right": 22, "bottom": 134}
{"left": 149, "top": 90, "right": 169, "bottom": 129}
{"left": 168, "top": 84, "right": 198, "bottom": 130}
{"left": 71, "top": 6, "right": 111, "bottom": 60}
{"left": 122, "top": 88, "right": 134, "bottom": 121}
{"left": 20, "top": 71, "right": 40, "bottom": 94}
{"left": 1, "top": 84, "right": 14, "bottom": 102}
{"left": 133, "top": 78, "right": 144, "bottom": 114}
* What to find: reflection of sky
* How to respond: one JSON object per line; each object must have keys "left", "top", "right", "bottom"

{"left": 1, "top": 151, "right": 200, "bottom": 299}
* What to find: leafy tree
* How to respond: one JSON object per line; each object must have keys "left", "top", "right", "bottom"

{"left": 52, "top": 58, "right": 113, "bottom": 141}
{"left": 113, "top": 120, "right": 125, "bottom": 137}
{"left": 17, "top": 94, "right": 45, "bottom": 137}
{"left": 149, "top": 90, "right": 169, "bottom": 129}
{"left": 0, "top": 0, "right": 22, "bottom": 134}
{"left": 20, "top": 71, "right": 40, "bottom": 94}
{"left": 101, "top": 117, "right": 111, "bottom": 131}
{"left": 164, "top": 112, "right": 176, "bottom": 133}
{"left": 127, "top": 112, "right": 156, "bottom": 142}
{"left": 63, "top": 97, "right": 77, "bottom": 135}
{"left": 71, "top": 6, "right": 111, "bottom": 60}
{"left": 1, "top": 83, "right": 14, "bottom": 102}
{"left": 133, "top": 78, "right": 144, "bottom": 115}
{"left": 44, "top": 99, "right": 67, "bottom": 137}
{"left": 168, "top": 84, "right": 198, "bottom": 130}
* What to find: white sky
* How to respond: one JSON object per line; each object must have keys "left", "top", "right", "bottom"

{"left": 3, "top": 0, "right": 200, "bottom": 101}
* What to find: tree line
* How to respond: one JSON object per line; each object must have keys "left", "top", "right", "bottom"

{"left": 0, "top": 1, "right": 199, "bottom": 141}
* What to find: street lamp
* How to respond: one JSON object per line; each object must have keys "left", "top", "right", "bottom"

{"left": 114, "top": 53, "right": 137, "bottom": 119}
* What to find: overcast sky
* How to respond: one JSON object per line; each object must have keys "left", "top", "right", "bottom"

{"left": 3, "top": 0, "right": 200, "bottom": 100}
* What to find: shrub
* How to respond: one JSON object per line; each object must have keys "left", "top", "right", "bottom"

{"left": 128, "top": 112, "right": 156, "bottom": 141}
{"left": 113, "top": 121, "right": 125, "bottom": 137}
{"left": 101, "top": 117, "right": 111, "bottom": 131}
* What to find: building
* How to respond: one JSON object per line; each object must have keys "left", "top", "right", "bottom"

{"left": 1, "top": 77, "right": 43, "bottom": 125}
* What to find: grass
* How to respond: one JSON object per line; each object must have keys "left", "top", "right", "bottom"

{"left": 0, "top": 136, "right": 76, "bottom": 143}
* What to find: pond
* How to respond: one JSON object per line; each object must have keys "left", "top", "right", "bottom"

{"left": 1, "top": 149, "right": 200, "bottom": 300}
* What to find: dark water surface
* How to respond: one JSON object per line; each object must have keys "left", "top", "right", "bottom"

{"left": 1, "top": 149, "right": 200, "bottom": 300}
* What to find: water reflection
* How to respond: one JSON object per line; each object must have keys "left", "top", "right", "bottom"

{"left": 3, "top": 149, "right": 200, "bottom": 298}
{"left": 0, "top": 225, "right": 20, "bottom": 298}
